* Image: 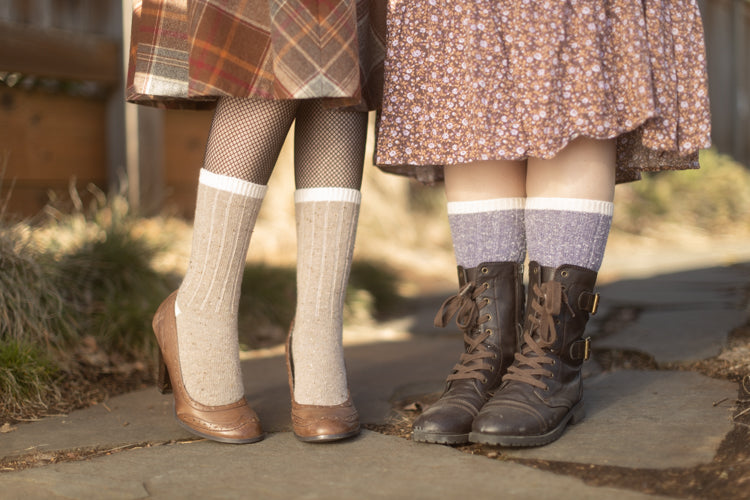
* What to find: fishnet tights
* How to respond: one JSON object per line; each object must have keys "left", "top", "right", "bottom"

{"left": 203, "top": 97, "right": 367, "bottom": 189}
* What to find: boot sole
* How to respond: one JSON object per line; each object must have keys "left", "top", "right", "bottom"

{"left": 468, "top": 401, "right": 585, "bottom": 447}
{"left": 412, "top": 430, "right": 469, "bottom": 445}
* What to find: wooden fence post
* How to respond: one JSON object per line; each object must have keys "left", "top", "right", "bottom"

{"left": 115, "top": 0, "right": 164, "bottom": 215}
{"left": 700, "top": 0, "right": 750, "bottom": 167}
{"left": 731, "top": 0, "right": 749, "bottom": 165}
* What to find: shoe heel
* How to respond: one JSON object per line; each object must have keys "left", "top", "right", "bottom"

{"left": 157, "top": 349, "right": 173, "bottom": 394}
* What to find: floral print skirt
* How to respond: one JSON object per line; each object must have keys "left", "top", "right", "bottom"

{"left": 375, "top": 0, "right": 712, "bottom": 183}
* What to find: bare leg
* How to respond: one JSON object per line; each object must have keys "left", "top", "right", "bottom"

{"left": 525, "top": 136, "right": 616, "bottom": 272}
{"left": 470, "top": 137, "right": 616, "bottom": 447}
{"left": 526, "top": 137, "right": 615, "bottom": 202}
{"left": 444, "top": 160, "right": 527, "bottom": 202}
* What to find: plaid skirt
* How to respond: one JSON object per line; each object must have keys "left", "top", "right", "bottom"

{"left": 126, "top": 0, "right": 386, "bottom": 110}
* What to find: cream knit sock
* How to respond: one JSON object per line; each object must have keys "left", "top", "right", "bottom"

{"left": 176, "top": 169, "right": 267, "bottom": 406}
{"left": 291, "top": 187, "right": 361, "bottom": 406}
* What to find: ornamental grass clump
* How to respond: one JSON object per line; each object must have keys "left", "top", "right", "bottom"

{"left": 0, "top": 340, "right": 58, "bottom": 414}
{"left": 52, "top": 210, "right": 174, "bottom": 358}
{"left": 0, "top": 183, "right": 177, "bottom": 420}
{"left": 0, "top": 226, "right": 72, "bottom": 415}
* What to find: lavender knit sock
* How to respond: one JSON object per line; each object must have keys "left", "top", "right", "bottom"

{"left": 447, "top": 198, "right": 526, "bottom": 268}
{"left": 525, "top": 197, "right": 613, "bottom": 272}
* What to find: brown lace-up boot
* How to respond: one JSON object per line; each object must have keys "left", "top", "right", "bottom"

{"left": 412, "top": 262, "right": 523, "bottom": 444}
{"left": 469, "top": 261, "right": 599, "bottom": 447}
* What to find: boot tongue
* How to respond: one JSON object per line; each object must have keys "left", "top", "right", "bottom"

{"left": 523, "top": 280, "right": 562, "bottom": 349}
{"left": 538, "top": 281, "right": 562, "bottom": 345}
{"left": 540, "top": 282, "right": 562, "bottom": 316}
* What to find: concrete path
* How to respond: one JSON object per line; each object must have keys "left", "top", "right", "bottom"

{"left": 1, "top": 256, "right": 748, "bottom": 499}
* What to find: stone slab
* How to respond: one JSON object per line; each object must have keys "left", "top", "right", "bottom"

{"left": 595, "top": 308, "right": 746, "bottom": 363}
{"left": 0, "top": 389, "right": 190, "bottom": 459}
{"left": 503, "top": 370, "right": 736, "bottom": 469}
{"left": 597, "top": 266, "right": 749, "bottom": 309}
{"left": 0, "top": 431, "right": 670, "bottom": 500}
{"left": 2, "top": 337, "right": 463, "bottom": 459}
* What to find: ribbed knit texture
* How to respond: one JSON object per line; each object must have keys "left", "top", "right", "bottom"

{"left": 175, "top": 169, "right": 267, "bottom": 406}
{"left": 292, "top": 187, "right": 361, "bottom": 405}
{"left": 525, "top": 197, "right": 613, "bottom": 272}
{"left": 447, "top": 198, "right": 526, "bottom": 268}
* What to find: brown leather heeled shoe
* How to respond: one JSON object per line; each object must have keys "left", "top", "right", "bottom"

{"left": 285, "top": 327, "right": 360, "bottom": 443}
{"left": 153, "top": 291, "right": 264, "bottom": 444}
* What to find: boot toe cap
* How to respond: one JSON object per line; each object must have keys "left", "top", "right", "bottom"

{"left": 472, "top": 402, "right": 546, "bottom": 437}
{"left": 412, "top": 405, "right": 476, "bottom": 443}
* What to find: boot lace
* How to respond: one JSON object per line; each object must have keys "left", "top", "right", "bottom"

{"left": 433, "top": 282, "right": 495, "bottom": 383}
{"left": 504, "top": 281, "right": 573, "bottom": 390}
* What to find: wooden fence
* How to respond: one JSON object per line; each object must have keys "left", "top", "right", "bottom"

{"left": 0, "top": 0, "right": 188, "bottom": 216}
{"left": 700, "top": 0, "right": 750, "bottom": 169}
{"left": 0, "top": 0, "right": 748, "bottom": 217}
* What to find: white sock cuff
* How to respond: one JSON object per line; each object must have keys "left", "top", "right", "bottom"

{"left": 447, "top": 197, "right": 526, "bottom": 215}
{"left": 526, "top": 197, "right": 614, "bottom": 216}
{"left": 199, "top": 169, "right": 268, "bottom": 199}
{"left": 294, "top": 187, "right": 361, "bottom": 204}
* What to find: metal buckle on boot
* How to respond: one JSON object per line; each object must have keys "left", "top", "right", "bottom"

{"left": 569, "top": 337, "right": 592, "bottom": 361}
{"left": 582, "top": 336, "right": 591, "bottom": 360}
{"left": 579, "top": 292, "right": 600, "bottom": 315}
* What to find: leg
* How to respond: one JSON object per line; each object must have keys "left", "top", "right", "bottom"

{"left": 411, "top": 160, "right": 527, "bottom": 444}
{"left": 444, "top": 161, "right": 527, "bottom": 268}
{"left": 471, "top": 137, "right": 615, "bottom": 446}
{"left": 525, "top": 136, "right": 616, "bottom": 271}
{"left": 154, "top": 97, "right": 297, "bottom": 443}
{"left": 444, "top": 160, "right": 527, "bottom": 202}
{"left": 287, "top": 99, "right": 367, "bottom": 441}
{"left": 526, "top": 136, "right": 615, "bottom": 202}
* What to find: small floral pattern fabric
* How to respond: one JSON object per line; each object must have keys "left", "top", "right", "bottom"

{"left": 375, "top": 0, "right": 712, "bottom": 183}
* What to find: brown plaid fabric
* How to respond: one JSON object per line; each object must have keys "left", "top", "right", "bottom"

{"left": 127, "top": 0, "right": 385, "bottom": 110}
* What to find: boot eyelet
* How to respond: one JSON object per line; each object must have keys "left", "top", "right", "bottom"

{"left": 483, "top": 298, "right": 491, "bottom": 307}
{"left": 489, "top": 366, "right": 495, "bottom": 372}
{"left": 555, "top": 319, "right": 560, "bottom": 325}
{"left": 481, "top": 266, "right": 489, "bottom": 274}
{"left": 485, "top": 329, "right": 492, "bottom": 335}
{"left": 561, "top": 270, "right": 569, "bottom": 277}
{"left": 482, "top": 282, "right": 490, "bottom": 291}
{"left": 544, "top": 385, "right": 550, "bottom": 391}
{"left": 482, "top": 377, "right": 488, "bottom": 384}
